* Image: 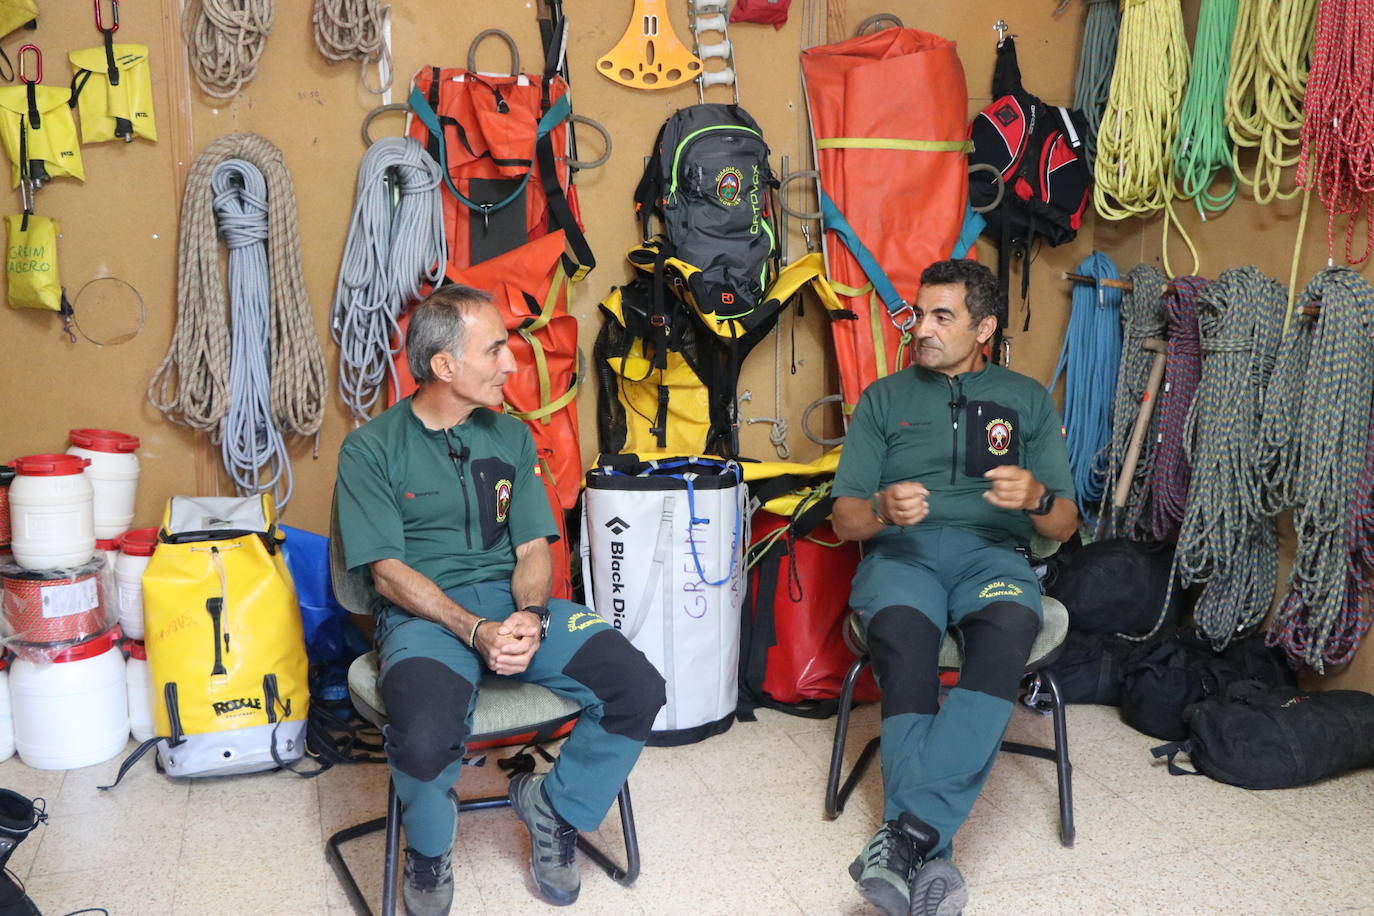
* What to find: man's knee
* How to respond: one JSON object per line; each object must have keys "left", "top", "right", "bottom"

{"left": 866, "top": 605, "right": 944, "bottom": 717}
{"left": 561, "top": 629, "right": 666, "bottom": 742}
{"left": 957, "top": 601, "right": 1040, "bottom": 701}
{"left": 379, "top": 656, "right": 474, "bottom": 782}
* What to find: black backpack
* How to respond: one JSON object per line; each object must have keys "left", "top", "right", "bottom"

{"left": 1045, "top": 538, "right": 1181, "bottom": 637}
{"left": 633, "top": 103, "right": 778, "bottom": 331}
{"left": 968, "top": 37, "right": 1091, "bottom": 327}
{"left": 1154, "top": 680, "right": 1374, "bottom": 789}
{"left": 1045, "top": 629, "right": 1164, "bottom": 706}
{"left": 1120, "top": 632, "right": 1296, "bottom": 740}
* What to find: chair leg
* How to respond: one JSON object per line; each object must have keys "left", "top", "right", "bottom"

{"left": 576, "top": 781, "right": 640, "bottom": 885}
{"left": 826, "top": 654, "right": 874, "bottom": 819}
{"left": 324, "top": 778, "right": 401, "bottom": 916}
{"left": 1039, "top": 668, "right": 1075, "bottom": 848}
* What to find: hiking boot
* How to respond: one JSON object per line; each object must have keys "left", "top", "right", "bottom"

{"left": 403, "top": 790, "right": 458, "bottom": 916}
{"left": 910, "top": 858, "right": 967, "bottom": 916}
{"left": 508, "top": 772, "right": 580, "bottom": 906}
{"left": 849, "top": 812, "right": 940, "bottom": 916}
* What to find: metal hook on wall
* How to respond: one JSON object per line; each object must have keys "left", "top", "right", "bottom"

{"left": 994, "top": 19, "right": 1010, "bottom": 47}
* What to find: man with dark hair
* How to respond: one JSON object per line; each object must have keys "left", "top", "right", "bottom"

{"left": 831, "top": 260, "right": 1077, "bottom": 916}
{"left": 335, "top": 285, "right": 666, "bottom": 915}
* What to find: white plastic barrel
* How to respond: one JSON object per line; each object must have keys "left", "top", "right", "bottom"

{"left": 0, "top": 465, "right": 14, "bottom": 549}
{"left": 11, "top": 630, "right": 129, "bottom": 770}
{"left": 125, "top": 640, "right": 154, "bottom": 742}
{"left": 96, "top": 537, "right": 120, "bottom": 576}
{"left": 67, "top": 430, "right": 140, "bottom": 541}
{"left": 0, "top": 660, "right": 14, "bottom": 763}
{"left": 8, "top": 454, "right": 94, "bottom": 570}
{"left": 114, "top": 528, "right": 157, "bottom": 641}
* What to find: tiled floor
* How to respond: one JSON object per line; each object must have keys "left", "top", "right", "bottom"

{"left": 10, "top": 701, "right": 1374, "bottom": 915}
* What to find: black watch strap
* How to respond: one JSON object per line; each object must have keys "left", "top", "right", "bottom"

{"left": 523, "top": 604, "right": 551, "bottom": 638}
{"left": 1027, "top": 487, "right": 1055, "bottom": 516}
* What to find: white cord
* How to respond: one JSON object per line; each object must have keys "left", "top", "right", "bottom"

{"left": 312, "top": 0, "right": 393, "bottom": 94}
{"left": 331, "top": 137, "right": 445, "bottom": 425}
{"left": 183, "top": 0, "right": 275, "bottom": 99}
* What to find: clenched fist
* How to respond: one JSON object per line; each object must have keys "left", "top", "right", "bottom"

{"left": 982, "top": 465, "right": 1044, "bottom": 511}
{"left": 876, "top": 481, "right": 930, "bottom": 527}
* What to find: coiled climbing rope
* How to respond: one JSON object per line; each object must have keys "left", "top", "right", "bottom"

{"left": 1173, "top": 0, "right": 1239, "bottom": 217}
{"left": 1097, "top": 263, "right": 1169, "bottom": 540}
{"left": 183, "top": 0, "right": 275, "bottom": 99}
{"left": 1224, "top": 0, "right": 1317, "bottom": 205}
{"left": 1049, "top": 252, "right": 1122, "bottom": 510}
{"left": 331, "top": 137, "right": 445, "bottom": 425}
{"left": 1260, "top": 267, "right": 1374, "bottom": 670}
{"left": 149, "top": 133, "right": 327, "bottom": 503}
{"left": 1094, "top": 0, "right": 1196, "bottom": 276}
{"left": 1298, "top": 0, "right": 1374, "bottom": 264}
{"left": 1176, "top": 266, "right": 1286, "bottom": 647}
{"left": 312, "top": 0, "right": 392, "bottom": 94}
{"left": 1144, "top": 275, "right": 1205, "bottom": 542}
{"left": 1071, "top": 0, "right": 1121, "bottom": 172}
{"left": 212, "top": 159, "right": 294, "bottom": 508}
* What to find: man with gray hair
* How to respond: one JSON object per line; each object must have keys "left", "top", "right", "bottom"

{"left": 335, "top": 284, "right": 666, "bottom": 915}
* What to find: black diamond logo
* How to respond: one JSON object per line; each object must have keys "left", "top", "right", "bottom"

{"left": 605, "top": 516, "right": 630, "bottom": 535}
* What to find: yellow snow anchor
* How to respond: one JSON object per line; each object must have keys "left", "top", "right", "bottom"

{"left": 0, "top": 45, "right": 83, "bottom": 191}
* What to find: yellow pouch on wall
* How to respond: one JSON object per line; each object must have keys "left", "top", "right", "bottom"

{"left": 69, "top": 42, "right": 157, "bottom": 143}
{"left": 5, "top": 212, "right": 60, "bottom": 310}
{"left": 0, "top": 84, "right": 83, "bottom": 187}
{"left": 0, "top": 1, "right": 36, "bottom": 40}
{"left": 141, "top": 493, "right": 310, "bottom": 778}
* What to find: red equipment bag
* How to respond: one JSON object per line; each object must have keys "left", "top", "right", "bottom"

{"left": 738, "top": 508, "right": 879, "bottom": 717}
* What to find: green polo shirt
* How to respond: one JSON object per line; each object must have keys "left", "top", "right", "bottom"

{"left": 833, "top": 362, "right": 1074, "bottom": 547}
{"left": 335, "top": 397, "right": 557, "bottom": 596}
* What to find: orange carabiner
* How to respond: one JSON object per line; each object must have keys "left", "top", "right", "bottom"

{"left": 94, "top": 0, "right": 119, "bottom": 34}
{"left": 17, "top": 45, "right": 41, "bottom": 85}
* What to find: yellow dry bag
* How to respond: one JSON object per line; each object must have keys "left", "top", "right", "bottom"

{"left": 140, "top": 494, "right": 310, "bottom": 778}
{"left": 69, "top": 42, "right": 156, "bottom": 144}
{"left": 0, "top": 47, "right": 83, "bottom": 189}
{"left": 5, "top": 212, "right": 60, "bottom": 311}
{"left": 0, "top": 0, "right": 36, "bottom": 42}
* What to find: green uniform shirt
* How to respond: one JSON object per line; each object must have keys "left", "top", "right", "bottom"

{"left": 335, "top": 397, "right": 557, "bottom": 596}
{"left": 833, "top": 362, "right": 1074, "bottom": 547}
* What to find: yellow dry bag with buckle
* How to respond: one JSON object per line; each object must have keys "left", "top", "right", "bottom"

{"left": 137, "top": 493, "right": 309, "bottom": 778}
{"left": 68, "top": 43, "right": 156, "bottom": 144}
{"left": 0, "top": 83, "right": 83, "bottom": 189}
{"left": 5, "top": 212, "right": 60, "bottom": 311}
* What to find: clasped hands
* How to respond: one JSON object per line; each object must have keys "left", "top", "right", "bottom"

{"left": 471, "top": 609, "right": 544, "bottom": 675}
{"left": 874, "top": 466, "right": 1044, "bottom": 526}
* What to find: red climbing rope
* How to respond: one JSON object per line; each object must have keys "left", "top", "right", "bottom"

{"left": 1141, "top": 276, "right": 1206, "bottom": 542}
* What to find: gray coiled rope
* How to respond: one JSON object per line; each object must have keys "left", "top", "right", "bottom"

{"left": 212, "top": 159, "right": 293, "bottom": 508}
{"left": 1259, "top": 267, "right": 1374, "bottom": 671}
{"left": 1071, "top": 0, "right": 1121, "bottom": 171}
{"left": 331, "top": 137, "right": 445, "bottom": 425}
{"left": 1174, "top": 266, "right": 1286, "bottom": 647}
{"left": 1097, "top": 263, "right": 1168, "bottom": 539}
{"left": 183, "top": 0, "right": 275, "bottom": 98}
{"left": 149, "top": 133, "right": 327, "bottom": 494}
{"left": 312, "top": 0, "right": 391, "bottom": 94}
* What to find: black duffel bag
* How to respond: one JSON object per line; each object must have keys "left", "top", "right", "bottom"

{"left": 1045, "top": 630, "right": 1162, "bottom": 705}
{"left": 1152, "top": 680, "right": 1374, "bottom": 789}
{"left": 1119, "top": 632, "right": 1294, "bottom": 740}
{"left": 1045, "top": 538, "right": 1180, "bottom": 636}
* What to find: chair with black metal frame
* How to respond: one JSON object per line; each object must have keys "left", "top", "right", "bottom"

{"left": 823, "top": 595, "right": 1075, "bottom": 847}
{"left": 322, "top": 500, "right": 641, "bottom": 915}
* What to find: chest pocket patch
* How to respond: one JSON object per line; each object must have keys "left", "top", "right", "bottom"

{"left": 472, "top": 456, "right": 517, "bottom": 550}
{"left": 964, "top": 400, "right": 1021, "bottom": 478}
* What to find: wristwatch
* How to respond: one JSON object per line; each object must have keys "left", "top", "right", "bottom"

{"left": 870, "top": 493, "right": 894, "bottom": 526}
{"left": 1026, "top": 487, "right": 1056, "bottom": 517}
{"left": 523, "top": 605, "right": 552, "bottom": 639}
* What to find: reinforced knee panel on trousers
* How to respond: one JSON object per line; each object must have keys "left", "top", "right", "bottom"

{"left": 867, "top": 606, "right": 944, "bottom": 717}
{"left": 561, "top": 628, "right": 666, "bottom": 742}
{"left": 956, "top": 601, "right": 1041, "bottom": 701}
{"left": 142, "top": 494, "right": 309, "bottom": 777}
{"left": 581, "top": 456, "right": 746, "bottom": 745}
{"left": 379, "top": 656, "right": 474, "bottom": 782}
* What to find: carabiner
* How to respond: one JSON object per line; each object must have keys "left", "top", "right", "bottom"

{"left": 17, "top": 45, "right": 40, "bottom": 85}
{"left": 94, "top": 0, "right": 119, "bottom": 35}
{"left": 888, "top": 301, "right": 917, "bottom": 333}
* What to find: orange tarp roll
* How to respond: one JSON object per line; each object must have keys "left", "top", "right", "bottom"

{"left": 801, "top": 29, "right": 971, "bottom": 414}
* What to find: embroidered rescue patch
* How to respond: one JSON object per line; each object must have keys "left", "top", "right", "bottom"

{"left": 567, "top": 611, "right": 608, "bottom": 632}
{"left": 978, "top": 580, "right": 1024, "bottom": 599}
{"left": 986, "top": 418, "right": 1013, "bottom": 456}
{"left": 495, "top": 479, "right": 512, "bottom": 523}
{"left": 715, "top": 167, "right": 744, "bottom": 206}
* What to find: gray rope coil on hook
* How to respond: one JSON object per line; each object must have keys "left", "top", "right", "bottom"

{"left": 183, "top": 0, "right": 275, "bottom": 99}
{"left": 1259, "top": 267, "right": 1374, "bottom": 671}
{"left": 1071, "top": 0, "right": 1121, "bottom": 171}
{"left": 149, "top": 133, "right": 327, "bottom": 455}
{"left": 1172, "top": 266, "right": 1286, "bottom": 648}
{"left": 312, "top": 0, "right": 392, "bottom": 94}
{"left": 331, "top": 136, "right": 445, "bottom": 425}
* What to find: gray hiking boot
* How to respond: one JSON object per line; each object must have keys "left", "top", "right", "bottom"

{"left": 403, "top": 790, "right": 458, "bottom": 916}
{"left": 910, "top": 858, "right": 967, "bottom": 916}
{"left": 849, "top": 823, "right": 918, "bottom": 915}
{"left": 508, "top": 772, "right": 580, "bottom": 906}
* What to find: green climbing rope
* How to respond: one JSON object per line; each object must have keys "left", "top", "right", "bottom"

{"left": 1174, "top": 0, "right": 1241, "bottom": 217}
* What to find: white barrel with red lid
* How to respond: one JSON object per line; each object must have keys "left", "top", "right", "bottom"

{"left": 125, "top": 640, "right": 155, "bottom": 742}
{"left": 8, "top": 454, "right": 94, "bottom": 570}
{"left": 114, "top": 528, "right": 157, "bottom": 641}
{"left": 1, "top": 557, "right": 110, "bottom": 650}
{"left": 96, "top": 537, "right": 120, "bottom": 577}
{"left": 11, "top": 629, "right": 129, "bottom": 769}
{"left": 66, "top": 429, "right": 140, "bottom": 540}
